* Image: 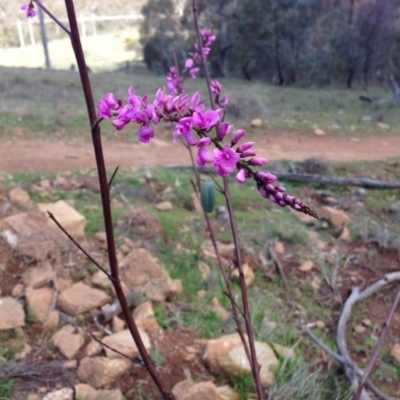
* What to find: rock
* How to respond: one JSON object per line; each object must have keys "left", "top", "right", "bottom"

{"left": 132, "top": 301, "right": 159, "bottom": 331}
{"left": 42, "top": 388, "right": 73, "bottom": 400}
{"left": 250, "top": 118, "right": 262, "bottom": 128}
{"left": 11, "top": 283, "right": 24, "bottom": 298}
{"left": 57, "top": 282, "right": 111, "bottom": 316}
{"left": 119, "top": 249, "right": 181, "bottom": 301}
{"left": 25, "top": 287, "right": 53, "bottom": 322}
{"left": 390, "top": 343, "right": 400, "bottom": 364}
{"left": 27, "top": 394, "right": 41, "bottom": 400}
{"left": 198, "top": 261, "right": 210, "bottom": 279}
{"left": 44, "top": 310, "right": 60, "bottom": 331}
{"left": 78, "top": 356, "right": 132, "bottom": 388}
{"left": 74, "top": 383, "right": 98, "bottom": 400}
{"left": 0, "top": 297, "right": 25, "bottom": 330}
{"left": 298, "top": 260, "right": 314, "bottom": 272}
{"left": 353, "top": 324, "right": 366, "bottom": 334}
{"left": 172, "top": 380, "right": 225, "bottom": 400}
{"left": 274, "top": 241, "right": 285, "bottom": 255}
{"left": 338, "top": 226, "right": 351, "bottom": 241}
{"left": 52, "top": 324, "right": 85, "bottom": 359}
{"left": 211, "top": 298, "right": 230, "bottom": 321}
{"left": 14, "top": 343, "right": 32, "bottom": 360}
{"left": 2, "top": 212, "right": 56, "bottom": 261}
{"left": 313, "top": 128, "right": 326, "bottom": 136}
{"left": 95, "top": 389, "right": 124, "bottom": 400}
{"left": 190, "top": 193, "right": 203, "bottom": 212}
{"left": 179, "top": 345, "right": 199, "bottom": 362}
{"left": 377, "top": 122, "right": 390, "bottom": 130}
{"left": 306, "top": 231, "right": 326, "bottom": 250}
{"left": 91, "top": 271, "right": 112, "bottom": 289}
{"left": 94, "top": 232, "right": 108, "bottom": 250}
{"left": 22, "top": 261, "right": 54, "bottom": 288}
{"left": 8, "top": 187, "right": 31, "bottom": 208}
{"left": 83, "top": 338, "right": 103, "bottom": 357}
{"left": 218, "top": 385, "right": 240, "bottom": 400}
{"left": 102, "top": 329, "right": 151, "bottom": 359}
{"left": 201, "top": 241, "right": 235, "bottom": 263}
{"left": 319, "top": 206, "right": 350, "bottom": 228}
{"left": 37, "top": 200, "right": 86, "bottom": 238}
{"left": 362, "top": 318, "right": 372, "bottom": 327}
{"left": 156, "top": 201, "right": 173, "bottom": 211}
{"left": 203, "top": 333, "right": 278, "bottom": 387}
{"left": 310, "top": 276, "right": 322, "bottom": 290}
{"left": 270, "top": 343, "right": 295, "bottom": 359}
{"left": 112, "top": 316, "right": 125, "bottom": 333}
{"left": 231, "top": 263, "right": 255, "bottom": 287}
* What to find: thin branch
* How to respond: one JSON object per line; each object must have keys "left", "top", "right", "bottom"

{"left": 108, "top": 166, "right": 119, "bottom": 190}
{"left": 33, "top": 0, "right": 71, "bottom": 35}
{"left": 47, "top": 211, "right": 112, "bottom": 280}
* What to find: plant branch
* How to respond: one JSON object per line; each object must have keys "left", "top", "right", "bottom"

{"left": 33, "top": 0, "right": 71, "bottom": 35}
{"left": 63, "top": 1, "right": 171, "bottom": 398}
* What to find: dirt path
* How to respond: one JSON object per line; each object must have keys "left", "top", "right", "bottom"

{"left": 1, "top": 131, "right": 400, "bottom": 173}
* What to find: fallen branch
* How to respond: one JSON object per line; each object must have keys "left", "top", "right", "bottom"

{"left": 164, "top": 165, "right": 400, "bottom": 189}
{"left": 303, "top": 272, "right": 400, "bottom": 400}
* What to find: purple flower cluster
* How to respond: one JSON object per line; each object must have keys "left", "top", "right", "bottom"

{"left": 97, "top": 28, "right": 317, "bottom": 218}
{"left": 20, "top": 2, "right": 36, "bottom": 18}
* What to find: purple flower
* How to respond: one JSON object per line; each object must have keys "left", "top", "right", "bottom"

{"left": 237, "top": 142, "right": 254, "bottom": 153}
{"left": 195, "top": 140, "right": 215, "bottom": 166}
{"left": 214, "top": 146, "right": 240, "bottom": 176}
{"left": 185, "top": 59, "right": 194, "bottom": 69}
{"left": 138, "top": 126, "right": 154, "bottom": 143}
{"left": 20, "top": 2, "right": 36, "bottom": 18}
{"left": 249, "top": 157, "right": 268, "bottom": 166}
{"left": 98, "top": 92, "right": 120, "bottom": 119}
{"left": 240, "top": 150, "right": 256, "bottom": 158}
{"left": 192, "top": 110, "right": 220, "bottom": 130}
{"left": 231, "top": 129, "right": 246, "bottom": 146}
{"left": 236, "top": 168, "right": 251, "bottom": 183}
{"left": 217, "top": 122, "right": 233, "bottom": 140}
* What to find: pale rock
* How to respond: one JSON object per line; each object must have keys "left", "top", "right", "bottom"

{"left": 8, "top": 187, "right": 32, "bottom": 208}
{"left": 310, "top": 276, "right": 322, "bottom": 290}
{"left": 172, "top": 380, "right": 225, "bottom": 400}
{"left": 27, "top": 394, "right": 41, "bottom": 400}
{"left": 78, "top": 356, "right": 132, "bottom": 388}
{"left": 94, "top": 232, "right": 107, "bottom": 250}
{"left": 270, "top": 343, "right": 295, "bottom": 359}
{"left": 52, "top": 324, "right": 85, "bottom": 359}
{"left": 56, "top": 277, "right": 73, "bottom": 292}
{"left": 119, "top": 249, "right": 181, "bottom": 301}
{"left": 14, "top": 343, "right": 32, "bottom": 360}
{"left": 198, "top": 261, "right": 210, "bottom": 279}
{"left": 43, "top": 388, "right": 73, "bottom": 400}
{"left": 75, "top": 383, "right": 98, "bottom": 400}
{"left": 197, "top": 290, "right": 207, "bottom": 299}
{"left": 112, "top": 316, "right": 125, "bottom": 333}
{"left": 315, "top": 320, "right": 325, "bottom": 328}
{"left": 313, "top": 128, "right": 326, "bottom": 136}
{"left": 22, "top": 261, "right": 54, "bottom": 288}
{"left": 306, "top": 231, "right": 326, "bottom": 250}
{"left": 102, "top": 328, "right": 151, "bottom": 359}
{"left": 201, "top": 241, "right": 235, "bottom": 262}
{"left": 91, "top": 271, "right": 112, "bottom": 289}
{"left": 377, "top": 122, "right": 390, "bottom": 130}
{"left": 339, "top": 226, "right": 351, "bottom": 241}
{"left": 64, "top": 359, "right": 78, "bottom": 369}
{"left": 156, "top": 201, "right": 173, "bottom": 211}
{"left": 2, "top": 212, "right": 55, "bottom": 261}
{"left": 96, "top": 389, "right": 124, "bottom": 400}
{"left": 37, "top": 200, "right": 86, "bottom": 238}
{"left": 362, "top": 318, "right": 372, "bottom": 327}
{"left": 299, "top": 260, "right": 314, "bottom": 272}
{"left": 211, "top": 298, "right": 230, "bottom": 321}
{"left": 218, "top": 385, "right": 240, "bottom": 400}
{"left": 179, "top": 345, "right": 199, "bottom": 362}
{"left": 57, "top": 282, "right": 111, "bottom": 316}
{"left": 83, "top": 338, "right": 103, "bottom": 357}
{"left": 319, "top": 206, "right": 350, "bottom": 228}
{"left": 231, "top": 263, "right": 255, "bottom": 287}
{"left": 353, "top": 324, "right": 366, "bottom": 334}
{"left": 132, "top": 301, "right": 159, "bottom": 331}
{"left": 25, "top": 287, "right": 53, "bottom": 322}
{"left": 203, "top": 333, "right": 279, "bottom": 387}
{"left": 11, "top": 283, "right": 24, "bottom": 298}
{"left": 191, "top": 193, "right": 203, "bottom": 212}
{"left": 274, "top": 241, "right": 285, "bottom": 255}
{"left": 39, "top": 179, "right": 52, "bottom": 190}
{"left": 390, "top": 343, "right": 400, "bottom": 364}
{"left": 250, "top": 118, "right": 262, "bottom": 128}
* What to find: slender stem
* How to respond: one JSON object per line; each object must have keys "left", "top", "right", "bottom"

{"left": 33, "top": 0, "right": 71, "bottom": 35}
{"left": 354, "top": 285, "right": 400, "bottom": 400}
{"left": 64, "top": 1, "right": 171, "bottom": 398}
{"left": 223, "top": 177, "right": 265, "bottom": 400}
{"left": 108, "top": 166, "right": 119, "bottom": 190}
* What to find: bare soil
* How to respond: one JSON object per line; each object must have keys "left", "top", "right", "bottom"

{"left": 1, "top": 130, "right": 400, "bottom": 173}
